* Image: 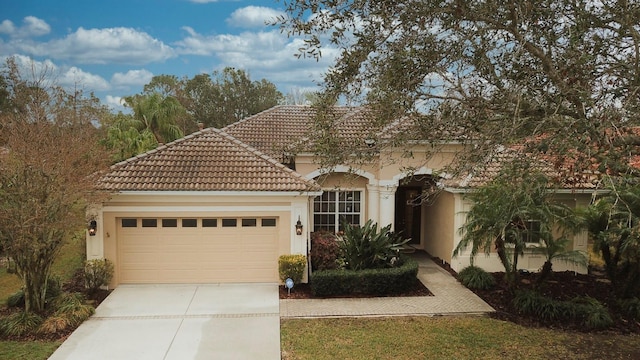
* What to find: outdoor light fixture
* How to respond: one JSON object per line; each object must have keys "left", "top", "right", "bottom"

{"left": 88, "top": 220, "right": 97, "bottom": 236}
{"left": 295, "top": 216, "right": 303, "bottom": 235}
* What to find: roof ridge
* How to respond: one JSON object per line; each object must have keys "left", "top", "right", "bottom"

{"left": 110, "top": 128, "right": 215, "bottom": 169}
{"left": 215, "top": 128, "right": 318, "bottom": 187}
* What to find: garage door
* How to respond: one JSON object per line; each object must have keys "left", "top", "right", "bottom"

{"left": 117, "top": 217, "right": 279, "bottom": 283}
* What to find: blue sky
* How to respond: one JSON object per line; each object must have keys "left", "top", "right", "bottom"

{"left": 0, "top": 0, "right": 338, "bottom": 111}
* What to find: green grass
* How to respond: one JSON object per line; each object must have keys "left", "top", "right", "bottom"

{"left": 0, "top": 340, "right": 62, "bottom": 360}
{"left": 281, "top": 317, "right": 640, "bottom": 360}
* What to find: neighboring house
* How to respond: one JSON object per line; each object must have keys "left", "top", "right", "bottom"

{"left": 89, "top": 105, "right": 591, "bottom": 287}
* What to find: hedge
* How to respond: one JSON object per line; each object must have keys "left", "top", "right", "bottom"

{"left": 310, "top": 258, "right": 418, "bottom": 297}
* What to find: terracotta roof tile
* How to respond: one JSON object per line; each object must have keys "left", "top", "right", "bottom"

{"left": 97, "top": 128, "right": 320, "bottom": 192}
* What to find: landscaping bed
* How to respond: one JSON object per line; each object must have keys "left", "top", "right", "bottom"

{"left": 279, "top": 277, "right": 432, "bottom": 299}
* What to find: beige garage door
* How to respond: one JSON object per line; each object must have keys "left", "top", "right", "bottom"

{"left": 117, "top": 217, "right": 279, "bottom": 283}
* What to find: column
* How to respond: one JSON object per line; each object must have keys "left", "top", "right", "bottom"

{"left": 366, "top": 184, "right": 380, "bottom": 224}
{"left": 379, "top": 185, "right": 397, "bottom": 229}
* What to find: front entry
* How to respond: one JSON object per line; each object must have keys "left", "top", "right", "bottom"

{"left": 395, "top": 186, "right": 422, "bottom": 245}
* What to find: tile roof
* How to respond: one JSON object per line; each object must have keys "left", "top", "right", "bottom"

{"left": 445, "top": 146, "right": 601, "bottom": 190}
{"left": 97, "top": 128, "right": 321, "bottom": 192}
{"left": 222, "top": 105, "right": 381, "bottom": 159}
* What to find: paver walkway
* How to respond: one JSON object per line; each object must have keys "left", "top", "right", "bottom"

{"left": 280, "top": 252, "right": 494, "bottom": 318}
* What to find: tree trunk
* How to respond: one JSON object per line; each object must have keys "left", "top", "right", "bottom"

{"left": 537, "top": 261, "right": 553, "bottom": 286}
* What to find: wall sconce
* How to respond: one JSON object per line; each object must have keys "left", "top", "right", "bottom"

{"left": 88, "top": 220, "right": 97, "bottom": 236}
{"left": 295, "top": 216, "right": 303, "bottom": 235}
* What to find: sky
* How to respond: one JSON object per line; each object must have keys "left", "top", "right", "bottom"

{"left": 0, "top": 0, "right": 338, "bottom": 112}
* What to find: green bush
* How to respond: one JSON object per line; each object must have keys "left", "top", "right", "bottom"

{"left": 278, "top": 254, "right": 307, "bottom": 284}
{"left": 339, "top": 220, "right": 409, "bottom": 270}
{"left": 311, "top": 258, "right": 418, "bottom": 297}
{"left": 38, "top": 292, "right": 95, "bottom": 334}
{"left": 457, "top": 265, "right": 496, "bottom": 290}
{"left": 617, "top": 297, "right": 640, "bottom": 320}
{"left": 310, "top": 231, "right": 340, "bottom": 270}
{"left": 0, "top": 311, "right": 43, "bottom": 337}
{"left": 84, "top": 258, "right": 114, "bottom": 292}
{"left": 513, "top": 290, "right": 613, "bottom": 329}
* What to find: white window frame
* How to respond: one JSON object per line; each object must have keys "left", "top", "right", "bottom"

{"left": 312, "top": 189, "right": 365, "bottom": 233}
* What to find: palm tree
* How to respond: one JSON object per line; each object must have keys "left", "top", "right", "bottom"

{"left": 124, "top": 92, "right": 185, "bottom": 144}
{"left": 454, "top": 165, "right": 586, "bottom": 288}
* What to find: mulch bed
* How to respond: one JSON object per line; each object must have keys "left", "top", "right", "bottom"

{"left": 279, "top": 278, "right": 432, "bottom": 299}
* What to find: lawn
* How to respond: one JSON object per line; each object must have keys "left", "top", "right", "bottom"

{"left": 281, "top": 316, "right": 640, "bottom": 360}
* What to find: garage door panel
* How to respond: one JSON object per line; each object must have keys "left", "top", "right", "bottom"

{"left": 118, "top": 217, "right": 281, "bottom": 283}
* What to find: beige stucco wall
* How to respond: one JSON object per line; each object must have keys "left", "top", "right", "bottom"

{"left": 422, "top": 191, "right": 456, "bottom": 263}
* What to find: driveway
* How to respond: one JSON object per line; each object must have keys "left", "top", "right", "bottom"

{"left": 48, "top": 283, "right": 280, "bottom": 360}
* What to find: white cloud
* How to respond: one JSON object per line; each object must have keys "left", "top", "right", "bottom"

{"left": 188, "top": 0, "right": 220, "bottom": 3}
{"left": 18, "top": 27, "right": 175, "bottom": 65}
{"left": 104, "top": 95, "right": 126, "bottom": 111}
{"left": 226, "top": 6, "right": 284, "bottom": 28}
{"left": 21, "top": 16, "right": 50, "bottom": 37}
{"left": 111, "top": 69, "right": 154, "bottom": 86}
{"left": 0, "top": 20, "right": 16, "bottom": 35}
{"left": 175, "top": 28, "right": 337, "bottom": 90}
{"left": 0, "top": 16, "right": 50, "bottom": 38}
{"left": 60, "top": 66, "right": 110, "bottom": 91}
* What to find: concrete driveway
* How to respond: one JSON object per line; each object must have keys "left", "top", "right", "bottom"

{"left": 48, "top": 283, "right": 280, "bottom": 360}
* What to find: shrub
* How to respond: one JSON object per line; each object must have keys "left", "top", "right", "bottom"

{"left": 38, "top": 292, "right": 95, "bottom": 334}
{"left": 278, "top": 254, "right": 307, "bottom": 284}
{"left": 84, "top": 258, "right": 114, "bottom": 292}
{"left": 617, "top": 297, "right": 640, "bottom": 320}
{"left": 457, "top": 265, "right": 496, "bottom": 290}
{"left": 311, "top": 258, "right": 418, "bottom": 297}
{"left": 0, "top": 311, "right": 43, "bottom": 337}
{"left": 310, "top": 231, "right": 340, "bottom": 270}
{"left": 513, "top": 290, "right": 613, "bottom": 329}
{"left": 339, "top": 220, "right": 409, "bottom": 270}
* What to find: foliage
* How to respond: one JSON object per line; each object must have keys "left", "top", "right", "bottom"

{"left": 0, "top": 340, "right": 61, "bottom": 360}
{"left": 310, "top": 258, "right": 418, "bottom": 297}
{"left": 310, "top": 231, "right": 340, "bottom": 271}
{"left": 123, "top": 92, "right": 186, "bottom": 145}
{"left": 0, "top": 56, "right": 110, "bottom": 314}
{"left": 455, "top": 164, "right": 583, "bottom": 288}
{"left": 83, "top": 259, "right": 114, "bottom": 293}
{"left": 38, "top": 292, "right": 94, "bottom": 334}
{"left": 0, "top": 311, "right": 43, "bottom": 337}
{"left": 278, "top": 254, "right": 307, "bottom": 284}
{"left": 457, "top": 266, "right": 496, "bottom": 290}
{"left": 617, "top": 297, "right": 640, "bottom": 321}
{"left": 512, "top": 290, "right": 613, "bottom": 330}
{"left": 6, "top": 276, "right": 61, "bottom": 309}
{"left": 276, "top": 0, "right": 640, "bottom": 178}
{"left": 338, "top": 220, "right": 409, "bottom": 270}
{"left": 580, "top": 177, "right": 640, "bottom": 298}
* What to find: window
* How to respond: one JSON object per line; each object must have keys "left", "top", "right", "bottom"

{"left": 313, "top": 190, "right": 362, "bottom": 232}
{"left": 202, "top": 218, "right": 217, "bottom": 227}
{"left": 506, "top": 218, "right": 541, "bottom": 245}
{"left": 222, "top": 218, "right": 237, "bottom": 227}
{"left": 523, "top": 220, "right": 541, "bottom": 244}
{"left": 182, "top": 219, "right": 197, "bottom": 227}
{"left": 121, "top": 219, "right": 137, "bottom": 228}
{"left": 262, "top": 218, "right": 277, "bottom": 227}
{"left": 242, "top": 218, "right": 257, "bottom": 227}
{"left": 141, "top": 219, "right": 157, "bottom": 227}
{"left": 162, "top": 219, "right": 177, "bottom": 228}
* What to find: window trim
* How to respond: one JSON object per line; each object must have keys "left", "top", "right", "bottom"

{"left": 312, "top": 188, "right": 365, "bottom": 233}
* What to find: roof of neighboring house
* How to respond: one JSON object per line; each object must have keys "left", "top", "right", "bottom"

{"left": 97, "top": 127, "right": 321, "bottom": 192}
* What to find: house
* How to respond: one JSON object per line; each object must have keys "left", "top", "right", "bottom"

{"left": 89, "top": 105, "right": 591, "bottom": 287}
